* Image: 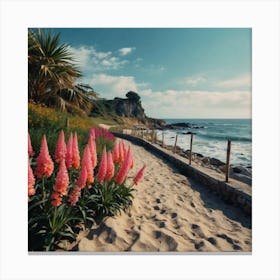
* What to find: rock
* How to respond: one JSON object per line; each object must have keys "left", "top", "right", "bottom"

{"left": 202, "top": 157, "right": 210, "bottom": 164}
{"left": 231, "top": 173, "right": 252, "bottom": 185}
{"left": 209, "top": 157, "right": 225, "bottom": 167}
{"left": 232, "top": 165, "right": 252, "bottom": 176}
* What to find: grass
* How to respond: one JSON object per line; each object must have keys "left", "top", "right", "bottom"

{"left": 28, "top": 102, "right": 120, "bottom": 155}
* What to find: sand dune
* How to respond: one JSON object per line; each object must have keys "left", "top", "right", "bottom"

{"left": 73, "top": 139, "right": 251, "bottom": 252}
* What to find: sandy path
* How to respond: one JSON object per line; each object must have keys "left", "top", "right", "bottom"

{"left": 75, "top": 139, "right": 252, "bottom": 252}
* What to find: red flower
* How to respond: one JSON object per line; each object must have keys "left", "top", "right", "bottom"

{"left": 35, "top": 135, "right": 54, "bottom": 178}
{"left": 72, "top": 132, "right": 80, "bottom": 169}
{"left": 53, "top": 160, "right": 69, "bottom": 196}
{"left": 65, "top": 133, "right": 73, "bottom": 169}
{"left": 133, "top": 165, "right": 146, "bottom": 185}
{"left": 54, "top": 130, "right": 67, "bottom": 164}
{"left": 105, "top": 151, "right": 115, "bottom": 181}
{"left": 112, "top": 141, "right": 120, "bottom": 163}
{"left": 115, "top": 147, "right": 132, "bottom": 185}
{"left": 28, "top": 133, "right": 35, "bottom": 157}
{"left": 28, "top": 159, "right": 35, "bottom": 196}
{"left": 88, "top": 134, "right": 97, "bottom": 169}
{"left": 97, "top": 147, "right": 107, "bottom": 182}
{"left": 82, "top": 145, "right": 94, "bottom": 185}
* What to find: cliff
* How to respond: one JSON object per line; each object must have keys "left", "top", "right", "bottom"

{"left": 90, "top": 91, "right": 165, "bottom": 128}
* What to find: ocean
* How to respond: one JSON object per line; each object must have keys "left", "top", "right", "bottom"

{"left": 159, "top": 119, "right": 252, "bottom": 166}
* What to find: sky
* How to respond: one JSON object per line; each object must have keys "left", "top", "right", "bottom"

{"left": 47, "top": 28, "right": 251, "bottom": 119}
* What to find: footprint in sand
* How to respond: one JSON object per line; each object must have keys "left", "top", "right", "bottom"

{"left": 191, "top": 224, "right": 205, "bottom": 238}
{"left": 216, "top": 233, "right": 243, "bottom": 251}
{"left": 207, "top": 237, "right": 217, "bottom": 246}
{"left": 171, "top": 212, "right": 177, "bottom": 219}
{"left": 190, "top": 201, "right": 195, "bottom": 208}
{"left": 153, "top": 230, "right": 178, "bottom": 251}
{"left": 194, "top": 241, "right": 205, "bottom": 250}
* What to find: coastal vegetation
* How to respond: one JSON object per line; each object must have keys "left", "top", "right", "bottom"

{"left": 28, "top": 129, "right": 145, "bottom": 251}
{"left": 28, "top": 29, "right": 147, "bottom": 251}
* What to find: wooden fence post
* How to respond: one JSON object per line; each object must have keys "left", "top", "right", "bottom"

{"left": 189, "top": 133, "right": 194, "bottom": 165}
{"left": 173, "top": 134, "right": 178, "bottom": 153}
{"left": 225, "top": 140, "right": 231, "bottom": 182}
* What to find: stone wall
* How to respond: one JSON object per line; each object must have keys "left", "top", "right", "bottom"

{"left": 113, "top": 132, "right": 251, "bottom": 216}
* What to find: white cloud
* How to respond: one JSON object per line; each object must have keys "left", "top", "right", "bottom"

{"left": 118, "top": 47, "right": 135, "bottom": 56}
{"left": 140, "top": 89, "right": 251, "bottom": 118}
{"left": 68, "top": 45, "right": 128, "bottom": 72}
{"left": 89, "top": 74, "right": 146, "bottom": 99}
{"left": 217, "top": 74, "right": 251, "bottom": 89}
{"left": 181, "top": 75, "right": 207, "bottom": 86}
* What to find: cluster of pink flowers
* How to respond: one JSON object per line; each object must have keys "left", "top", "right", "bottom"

{"left": 28, "top": 129, "right": 145, "bottom": 207}
{"left": 90, "top": 127, "right": 115, "bottom": 141}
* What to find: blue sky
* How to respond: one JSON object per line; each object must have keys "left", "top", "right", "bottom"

{"left": 48, "top": 28, "right": 251, "bottom": 119}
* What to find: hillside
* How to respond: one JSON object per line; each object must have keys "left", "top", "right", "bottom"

{"left": 90, "top": 91, "right": 166, "bottom": 128}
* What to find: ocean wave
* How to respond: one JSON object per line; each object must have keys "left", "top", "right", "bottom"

{"left": 198, "top": 133, "right": 251, "bottom": 142}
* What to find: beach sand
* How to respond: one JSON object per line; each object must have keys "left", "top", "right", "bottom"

{"left": 73, "top": 138, "right": 252, "bottom": 252}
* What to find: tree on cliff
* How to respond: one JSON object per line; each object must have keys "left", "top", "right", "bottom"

{"left": 126, "top": 91, "right": 141, "bottom": 103}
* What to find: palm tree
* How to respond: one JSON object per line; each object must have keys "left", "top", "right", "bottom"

{"left": 28, "top": 29, "right": 96, "bottom": 112}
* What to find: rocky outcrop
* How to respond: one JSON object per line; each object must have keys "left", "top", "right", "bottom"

{"left": 90, "top": 91, "right": 165, "bottom": 127}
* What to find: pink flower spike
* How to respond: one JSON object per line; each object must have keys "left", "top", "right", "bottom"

{"left": 133, "top": 165, "right": 146, "bottom": 186}
{"left": 105, "top": 151, "right": 115, "bottom": 181}
{"left": 115, "top": 147, "right": 132, "bottom": 185}
{"left": 53, "top": 159, "right": 69, "bottom": 196}
{"left": 35, "top": 135, "right": 54, "bottom": 178}
{"left": 65, "top": 133, "right": 73, "bottom": 169}
{"left": 97, "top": 146, "right": 107, "bottom": 182}
{"left": 72, "top": 132, "right": 80, "bottom": 169}
{"left": 90, "top": 128, "right": 96, "bottom": 140}
{"left": 68, "top": 185, "right": 81, "bottom": 206}
{"left": 28, "top": 133, "right": 35, "bottom": 157}
{"left": 82, "top": 145, "right": 94, "bottom": 185}
{"left": 28, "top": 159, "right": 35, "bottom": 196}
{"left": 77, "top": 163, "right": 87, "bottom": 189}
{"left": 88, "top": 134, "right": 97, "bottom": 169}
{"left": 54, "top": 130, "right": 67, "bottom": 164}
{"left": 112, "top": 141, "right": 120, "bottom": 163}
{"left": 119, "top": 141, "right": 124, "bottom": 163}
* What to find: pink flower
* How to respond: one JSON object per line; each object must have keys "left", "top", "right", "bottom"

{"left": 105, "top": 151, "right": 115, "bottom": 181}
{"left": 112, "top": 141, "right": 120, "bottom": 163}
{"left": 28, "top": 159, "right": 35, "bottom": 196}
{"left": 54, "top": 130, "right": 67, "bottom": 164}
{"left": 133, "top": 165, "right": 146, "bottom": 185}
{"left": 35, "top": 135, "right": 54, "bottom": 178}
{"left": 51, "top": 160, "right": 69, "bottom": 207}
{"left": 68, "top": 185, "right": 81, "bottom": 206}
{"left": 28, "top": 133, "right": 35, "bottom": 157}
{"left": 72, "top": 132, "right": 80, "bottom": 169}
{"left": 51, "top": 192, "right": 62, "bottom": 207}
{"left": 97, "top": 147, "right": 107, "bottom": 182}
{"left": 53, "top": 160, "right": 69, "bottom": 196}
{"left": 88, "top": 134, "right": 97, "bottom": 169}
{"left": 77, "top": 163, "right": 87, "bottom": 190}
{"left": 68, "top": 164, "right": 87, "bottom": 206}
{"left": 90, "top": 128, "right": 96, "bottom": 140}
{"left": 119, "top": 141, "right": 124, "bottom": 163}
{"left": 115, "top": 147, "right": 132, "bottom": 185}
{"left": 65, "top": 133, "right": 73, "bottom": 169}
{"left": 82, "top": 144, "right": 94, "bottom": 185}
